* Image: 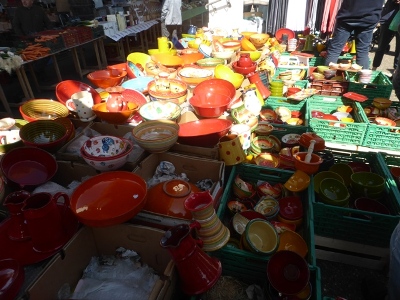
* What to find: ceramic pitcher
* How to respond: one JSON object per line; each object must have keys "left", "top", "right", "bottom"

{"left": 4, "top": 190, "right": 31, "bottom": 241}
{"left": 22, "top": 192, "right": 70, "bottom": 253}
{"left": 160, "top": 222, "right": 222, "bottom": 295}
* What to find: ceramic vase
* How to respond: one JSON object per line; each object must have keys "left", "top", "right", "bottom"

{"left": 247, "top": 72, "right": 271, "bottom": 100}
{"left": 160, "top": 222, "right": 222, "bottom": 295}
{"left": 184, "top": 191, "right": 230, "bottom": 252}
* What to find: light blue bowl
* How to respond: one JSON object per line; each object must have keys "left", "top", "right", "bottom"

{"left": 121, "top": 76, "right": 154, "bottom": 94}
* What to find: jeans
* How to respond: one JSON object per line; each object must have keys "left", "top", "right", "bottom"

{"left": 393, "top": 61, "right": 400, "bottom": 100}
{"left": 372, "top": 23, "right": 400, "bottom": 69}
{"left": 389, "top": 221, "right": 400, "bottom": 300}
{"left": 325, "top": 21, "right": 376, "bottom": 69}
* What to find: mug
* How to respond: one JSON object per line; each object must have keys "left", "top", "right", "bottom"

{"left": 66, "top": 90, "right": 95, "bottom": 121}
{"left": 22, "top": 192, "right": 70, "bottom": 253}
{"left": 158, "top": 37, "right": 173, "bottom": 53}
{"left": 218, "top": 134, "right": 246, "bottom": 166}
{"left": 230, "top": 124, "right": 251, "bottom": 150}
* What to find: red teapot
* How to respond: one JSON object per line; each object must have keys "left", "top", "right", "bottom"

{"left": 105, "top": 86, "right": 127, "bottom": 112}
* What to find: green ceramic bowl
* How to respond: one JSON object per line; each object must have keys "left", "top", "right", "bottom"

{"left": 319, "top": 178, "right": 350, "bottom": 206}
{"left": 0, "top": 119, "right": 28, "bottom": 154}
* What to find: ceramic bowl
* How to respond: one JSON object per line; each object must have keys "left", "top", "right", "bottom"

{"left": 240, "top": 38, "right": 257, "bottom": 51}
{"left": 277, "top": 214, "right": 303, "bottom": 227}
{"left": 350, "top": 172, "right": 386, "bottom": 195}
{"left": 390, "top": 166, "right": 400, "bottom": 179}
{"left": 132, "top": 120, "right": 179, "bottom": 153}
{"left": 284, "top": 170, "right": 310, "bottom": 192}
{"left": 257, "top": 181, "right": 282, "bottom": 199}
{"left": 375, "top": 117, "right": 396, "bottom": 127}
{"left": 267, "top": 250, "right": 310, "bottom": 295}
{"left": 240, "top": 31, "right": 258, "bottom": 40}
{"left": 316, "top": 65, "right": 329, "bottom": 73}
{"left": 151, "top": 53, "right": 184, "bottom": 68}
{"left": 277, "top": 230, "right": 308, "bottom": 258}
{"left": 354, "top": 197, "right": 391, "bottom": 216}
{"left": 214, "top": 64, "right": 244, "bottom": 89}
{"left": 147, "top": 48, "right": 178, "bottom": 55}
{"left": 254, "top": 153, "right": 280, "bottom": 168}
{"left": 313, "top": 171, "right": 344, "bottom": 194}
{"left": 107, "top": 62, "right": 128, "bottom": 73}
{"left": 87, "top": 69, "right": 127, "bottom": 89}
{"left": 372, "top": 97, "right": 392, "bottom": 110}
{"left": 239, "top": 50, "right": 262, "bottom": 61}
{"left": 329, "top": 163, "right": 354, "bottom": 187}
{"left": 242, "top": 219, "right": 279, "bottom": 255}
{"left": 294, "top": 152, "right": 323, "bottom": 175}
{"left": 259, "top": 108, "right": 278, "bottom": 122}
{"left": 198, "top": 44, "right": 213, "bottom": 58}
{"left": 0, "top": 119, "right": 27, "bottom": 154}
{"left": 178, "top": 119, "right": 232, "bottom": 147}
{"left": 232, "top": 180, "right": 256, "bottom": 200}
{"left": 254, "top": 122, "right": 274, "bottom": 135}
{"left": 193, "top": 78, "right": 236, "bottom": 101}
{"left": 212, "top": 50, "right": 235, "bottom": 60}
{"left": 121, "top": 76, "right": 154, "bottom": 94}
{"left": 55, "top": 80, "right": 103, "bottom": 106}
{"left": 147, "top": 78, "right": 188, "bottom": 104}
{"left": 319, "top": 178, "right": 350, "bottom": 206}
{"left": 221, "top": 40, "right": 241, "bottom": 51}
{"left": 189, "top": 93, "right": 232, "bottom": 118}
{"left": 227, "top": 200, "right": 251, "bottom": 215}
{"left": 281, "top": 133, "right": 301, "bottom": 147}
{"left": 80, "top": 139, "right": 133, "bottom": 171}
{"left": 0, "top": 118, "right": 15, "bottom": 131}
{"left": 19, "top": 119, "right": 69, "bottom": 153}
{"left": 19, "top": 99, "right": 69, "bottom": 122}
{"left": 1, "top": 146, "right": 57, "bottom": 190}
{"left": 249, "top": 33, "right": 269, "bottom": 49}
{"left": 196, "top": 57, "right": 225, "bottom": 69}
{"left": 254, "top": 197, "right": 280, "bottom": 218}
{"left": 179, "top": 52, "right": 204, "bottom": 65}
{"left": 92, "top": 102, "right": 138, "bottom": 124}
{"left": 337, "top": 105, "right": 353, "bottom": 113}
{"left": 126, "top": 52, "right": 151, "bottom": 71}
{"left": 347, "top": 161, "right": 371, "bottom": 173}
{"left": 232, "top": 61, "right": 257, "bottom": 75}
{"left": 177, "top": 66, "right": 213, "bottom": 87}
{"left": 231, "top": 210, "right": 265, "bottom": 235}
{"left": 250, "top": 136, "right": 274, "bottom": 155}
{"left": 139, "top": 100, "right": 181, "bottom": 121}
{"left": 0, "top": 259, "right": 25, "bottom": 300}
{"left": 279, "top": 147, "right": 298, "bottom": 170}
{"left": 70, "top": 171, "right": 147, "bottom": 226}
{"left": 82, "top": 135, "right": 129, "bottom": 158}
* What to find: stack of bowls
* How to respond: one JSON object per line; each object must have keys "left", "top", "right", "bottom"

{"left": 270, "top": 81, "right": 284, "bottom": 97}
{"left": 350, "top": 172, "right": 386, "bottom": 200}
{"left": 240, "top": 219, "right": 279, "bottom": 255}
{"left": 80, "top": 135, "right": 134, "bottom": 171}
{"left": 254, "top": 196, "right": 280, "bottom": 220}
{"left": 277, "top": 196, "right": 304, "bottom": 226}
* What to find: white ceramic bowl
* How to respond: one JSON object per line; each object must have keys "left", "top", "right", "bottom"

{"left": 82, "top": 135, "right": 129, "bottom": 159}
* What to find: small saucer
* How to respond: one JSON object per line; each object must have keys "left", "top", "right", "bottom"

{"left": 78, "top": 114, "right": 97, "bottom": 122}
{"left": 0, "top": 203, "right": 79, "bottom": 266}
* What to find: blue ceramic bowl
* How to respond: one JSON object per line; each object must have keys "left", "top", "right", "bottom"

{"left": 121, "top": 76, "right": 154, "bottom": 94}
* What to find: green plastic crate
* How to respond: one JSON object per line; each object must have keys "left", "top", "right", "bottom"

{"left": 272, "top": 67, "right": 308, "bottom": 80}
{"left": 307, "top": 95, "right": 369, "bottom": 146}
{"left": 308, "top": 56, "right": 325, "bottom": 67}
{"left": 212, "top": 164, "right": 316, "bottom": 284}
{"left": 378, "top": 152, "right": 400, "bottom": 192}
{"left": 311, "top": 149, "right": 400, "bottom": 248}
{"left": 346, "top": 70, "right": 392, "bottom": 105}
{"left": 362, "top": 122, "right": 400, "bottom": 150}
{"left": 262, "top": 96, "right": 309, "bottom": 135}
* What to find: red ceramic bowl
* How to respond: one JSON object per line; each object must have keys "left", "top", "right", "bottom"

{"left": 390, "top": 166, "right": 400, "bottom": 178}
{"left": 348, "top": 161, "right": 371, "bottom": 173}
{"left": 87, "top": 69, "right": 127, "bottom": 89}
{"left": 70, "top": 171, "right": 147, "bottom": 227}
{"left": 55, "top": 80, "right": 102, "bottom": 106}
{"left": 231, "top": 61, "right": 257, "bottom": 75}
{"left": 0, "top": 146, "right": 58, "bottom": 190}
{"left": 354, "top": 197, "right": 391, "bottom": 215}
{"left": 107, "top": 62, "right": 128, "bottom": 73}
{"left": 189, "top": 94, "right": 232, "bottom": 118}
{"left": 180, "top": 52, "right": 204, "bottom": 65}
{"left": 178, "top": 119, "right": 233, "bottom": 147}
{"left": 294, "top": 152, "right": 323, "bottom": 175}
{"left": 193, "top": 78, "right": 236, "bottom": 101}
{"left": 267, "top": 250, "right": 310, "bottom": 295}
{"left": 279, "top": 196, "right": 303, "bottom": 220}
{"left": 0, "top": 259, "right": 25, "bottom": 300}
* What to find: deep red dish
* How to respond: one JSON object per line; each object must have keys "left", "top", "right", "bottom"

{"left": 343, "top": 92, "right": 368, "bottom": 102}
{"left": 0, "top": 259, "right": 24, "bottom": 300}
{"left": 55, "top": 80, "right": 102, "bottom": 106}
{"left": 275, "top": 28, "right": 296, "bottom": 43}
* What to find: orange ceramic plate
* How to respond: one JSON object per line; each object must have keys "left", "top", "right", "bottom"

{"left": 70, "top": 171, "right": 147, "bottom": 227}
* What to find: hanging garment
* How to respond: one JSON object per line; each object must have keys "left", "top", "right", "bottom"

{"left": 320, "top": 0, "right": 331, "bottom": 33}
{"left": 286, "top": 0, "right": 307, "bottom": 31}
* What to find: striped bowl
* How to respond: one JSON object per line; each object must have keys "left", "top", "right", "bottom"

{"left": 132, "top": 120, "right": 179, "bottom": 153}
{"left": 19, "top": 99, "right": 69, "bottom": 122}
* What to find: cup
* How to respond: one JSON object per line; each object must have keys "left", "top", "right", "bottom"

{"left": 158, "top": 37, "right": 173, "bottom": 53}
{"left": 218, "top": 134, "right": 246, "bottom": 166}
{"left": 22, "top": 192, "right": 71, "bottom": 253}
{"left": 66, "top": 90, "right": 95, "bottom": 121}
{"left": 3, "top": 190, "right": 31, "bottom": 241}
{"left": 230, "top": 124, "right": 251, "bottom": 150}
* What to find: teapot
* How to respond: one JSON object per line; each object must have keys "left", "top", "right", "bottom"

{"left": 105, "top": 86, "right": 127, "bottom": 112}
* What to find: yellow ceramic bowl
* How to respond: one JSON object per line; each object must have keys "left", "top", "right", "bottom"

{"left": 214, "top": 64, "right": 244, "bottom": 89}
{"left": 126, "top": 52, "right": 151, "bottom": 69}
{"left": 222, "top": 40, "right": 241, "bottom": 51}
{"left": 249, "top": 33, "right": 270, "bottom": 49}
{"left": 239, "top": 50, "right": 261, "bottom": 62}
{"left": 188, "top": 40, "right": 200, "bottom": 49}
{"left": 240, "top": 38, "right": 257, "bottom": 51}
{"left": 148, "top": 48, "right": 177, "bottom": 56}
{"left": 240, "top": 31, "right": 258, "bottom": 40}
{"left": 151, "top": 53, "right": 184, "bottom": 68}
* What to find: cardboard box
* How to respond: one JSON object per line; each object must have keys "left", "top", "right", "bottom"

{"left": 23, "top": 224, "right": 176, "bottom": 300}
{"left": 56, "top": 122, "right": 147, "bottom": 171}
{"left": 132, "top": 152, "right": 225, "bottom": 229}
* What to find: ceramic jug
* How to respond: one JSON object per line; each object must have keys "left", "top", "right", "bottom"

{"left": 160, "top": 222, "right": 222, "bottom": 295}
{"left": 22, "top": 192, "right": 70, "bottom": 253}
{"left": 188, "top": 25, "right": 197, "bottom": 35}
{"left": 237, "top": 53, "right": 253, "bottom": 68}
{"left": 4, "top": 190, "right": 31, "bottom": 241}
{"left": 106, "top": 86, "right": 127, "bottom": 112}
{"left": 247, "top": 72, "right": 271, "bottom": 100}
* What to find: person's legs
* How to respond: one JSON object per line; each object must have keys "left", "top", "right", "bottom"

{"left": 392, "top": 58, "right": 400, "bottom": 98}
{"left": 372, "top": 23, "right": 395, "bottom": 69}
{"left": 388, "top": 222, "right": 400, "bottom": 300}
{"left": 354, "top": 24, "right": 376, "bottom": 69}
{"left": 394, "top": 32, "right": 400, "bottom": 69}
{"left": 325, "top": 22, "right": 352, "bottom": 66}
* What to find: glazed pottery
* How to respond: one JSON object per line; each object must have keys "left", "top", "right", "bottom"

{"left": 237, "top": 53, "right": 253, "bottom": 68}
{"left": 22, "top": 192, "right": 72, "bottom": 253}
{"left": 184, "top": 191, "right": 230, "bottom": 252}
{"left": 218, "top": 134, "right": 246, "bottom": 166}
{"left": 160, "top": 222, "right": 222, "bottom": 295}
{"left": 247, "top": 72, "right": 271, "bottom": 99}
{"left": 105, "top": 86, "right": 128, "bottom": 112}
{"left": 3, "top": 190, "right": 31, "bottom": 241}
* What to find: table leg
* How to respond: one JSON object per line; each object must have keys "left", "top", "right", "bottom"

{"left": 71, "top": 47, "right": 83, "bottom": 79}
{"left": 52, "top": 54, "right": 62, "bottom": 82}
{"left": 0, "top": 84, "right": 12, "bottom": 116}
{"left": 21, "top": 67, "right": 34, "bottom": 99}
{"left": 93, "top": 40, "right": 102, "bottom": 70}
{"left": 28, "top": 63, "right": 41, "bottom": 93}
{"left": 98, "top": 38, "right": 108, "bottom": 68}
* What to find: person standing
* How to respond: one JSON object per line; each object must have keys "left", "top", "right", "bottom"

{"left": 324, "top": 0, "right": 385, "bottom": 69}
{"left": 12, "top": 0, "right": 53, "bottom": 36}
{"left": 161, "top": 0, "right": 182, "bottom": 40}
{"left": 372, "top": 0, "right": 400, "bottom": 72}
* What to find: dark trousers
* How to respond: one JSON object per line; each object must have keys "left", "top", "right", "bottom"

{"left": 165, "top": 24, "right": 182, "bottom": 40}
{"left": 372, "top": 23, "right": 400, "bottom": 69}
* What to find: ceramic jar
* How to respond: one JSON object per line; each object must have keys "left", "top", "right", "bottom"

{"left": 237, "top": 53, "right": 253, "bottom": 68}
{"left": 106, "top": 86, "right": 127, "bottom": 112}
